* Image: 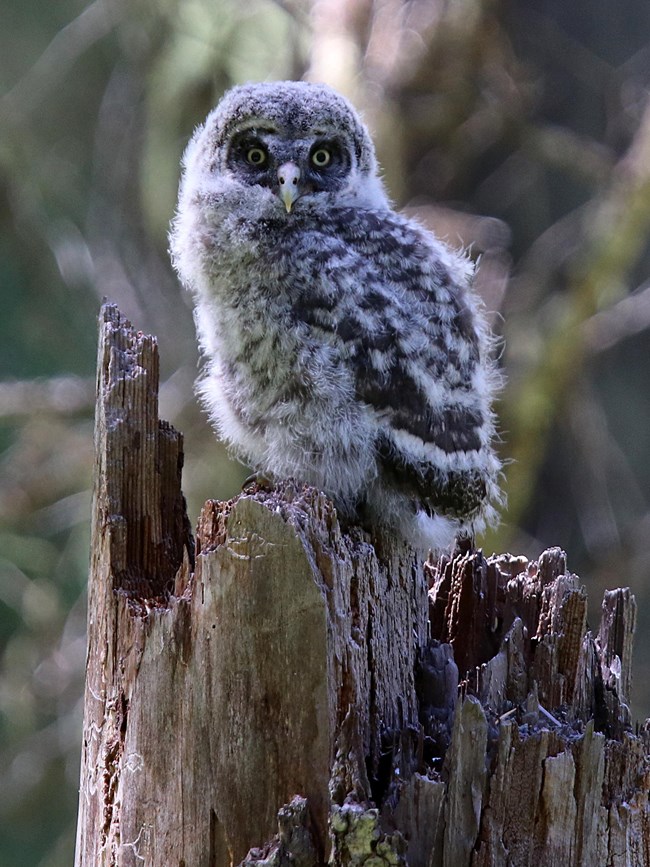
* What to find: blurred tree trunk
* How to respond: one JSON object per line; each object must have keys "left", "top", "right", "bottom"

{"left": 75, "top": 304, "right": 650, "bottom": 866}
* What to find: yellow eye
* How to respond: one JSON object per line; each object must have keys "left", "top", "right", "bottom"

{"left": 246, "top": 147, "right": 267, "bottom": 166}
{"left": 311, "top": 148, "right": 331, "bottom": 168}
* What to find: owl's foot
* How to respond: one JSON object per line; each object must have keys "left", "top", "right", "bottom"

{"left": 242, "top": 471, "right": 275, "bottom": 493}
{"left": 453, "top": 533, "right": 476, "bottom": 556}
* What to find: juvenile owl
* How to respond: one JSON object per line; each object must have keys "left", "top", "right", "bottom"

{"left": 170, "top": 80, "right": 502, "bottom": 551}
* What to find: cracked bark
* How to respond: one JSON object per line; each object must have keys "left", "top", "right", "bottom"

{"left": 75, "top": 305, "right": 650, "bottom": 866}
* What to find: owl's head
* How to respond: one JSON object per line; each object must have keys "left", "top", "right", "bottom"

{"left": 180, "top": 81, "right": 388, "bottom": 215}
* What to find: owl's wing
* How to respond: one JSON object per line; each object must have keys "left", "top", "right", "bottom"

{"left": 355, "top": 331, "right": 490, "bottom": 520}
{"left": 294, "top": 209, "right": 494, "bottom": 519}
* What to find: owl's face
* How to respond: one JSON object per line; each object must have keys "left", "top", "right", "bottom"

{"left": 181, "top": 81, "right": 388, "bottom": 216}
{"left": 225, "top": 121, "right": 356, "bottom": 213}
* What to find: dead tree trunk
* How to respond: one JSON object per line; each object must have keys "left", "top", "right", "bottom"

{"left": 75, "top": 304, "right": 650, "bottom": 866}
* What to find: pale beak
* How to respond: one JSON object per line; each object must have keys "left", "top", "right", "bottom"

{"left": 277, "top": 162, "right": 301, "bottom": 213}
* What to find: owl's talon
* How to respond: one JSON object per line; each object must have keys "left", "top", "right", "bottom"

{"left": 242, "top": 472, "right": 274, "bottom": 493}
{"left": 453, "top": 534, "right": 476, "bottom": 557}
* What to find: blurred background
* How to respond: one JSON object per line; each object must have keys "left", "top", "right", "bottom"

{"left": 1, "top": 0, "right": 650, "bottom": 862}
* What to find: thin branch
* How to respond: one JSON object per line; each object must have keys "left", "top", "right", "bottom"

{"left": 0, "top": 377, "right": 94, "bottom": 419}
{"left": 583, "top": 280, "right": 650, "bottom": 352}
{"left": 0, "top": 0, "right": 121, "bottom": 122}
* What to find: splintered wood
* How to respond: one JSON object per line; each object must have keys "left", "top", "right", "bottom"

{"left": 427, "top": 550, "right": 648, "bottom": 866}
{"left": 76, "top": 305, "right": 650, "bottom": 867}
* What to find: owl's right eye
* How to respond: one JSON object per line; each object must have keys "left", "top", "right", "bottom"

{"left": 246, "top": 147, "right": 267, "bottom": 166}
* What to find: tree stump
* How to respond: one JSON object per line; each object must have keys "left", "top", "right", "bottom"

{"left": 75, "top": 304, "right": 650, "bottom": 866}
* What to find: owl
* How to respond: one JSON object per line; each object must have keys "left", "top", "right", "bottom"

{"left": 170, "top": 80, "right": 502, "bottom": 551}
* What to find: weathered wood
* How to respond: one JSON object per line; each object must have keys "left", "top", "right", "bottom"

{"left": 75, "top": 305, "right": 194, "bottom": 865}
{"left": 76, "top": 305, "right": 428, "bottom": 865}
{"left": 76, "top": 305, "right": 650, "bottom": 866}
{"left": 423, "top": 550, "right": 649, "bottom": 867}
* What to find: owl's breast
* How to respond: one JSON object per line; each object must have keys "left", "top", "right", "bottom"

{"left": 194, "top": 259, "right": 355, "bottom": 429}
{"left": 193, "top": 261, "right": 376, "bottom": 501}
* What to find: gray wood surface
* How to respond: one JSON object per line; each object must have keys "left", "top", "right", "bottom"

{"left": 75, "top": 304, "right": 650, "bottom": 866}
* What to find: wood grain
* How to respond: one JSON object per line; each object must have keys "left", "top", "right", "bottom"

{"left": 75, "top": 304, "right": 650, "bottom": 866}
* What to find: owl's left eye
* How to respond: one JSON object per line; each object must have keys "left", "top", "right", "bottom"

{"left": 311, "top": 147, "right": 332, "bottom": 168}
{"left": 246, "top": 147, "right": 267, "bottom": 166}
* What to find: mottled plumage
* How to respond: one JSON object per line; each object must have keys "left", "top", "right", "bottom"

{"left": 170, "top": 80, "right": 502, "bottom": 550}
